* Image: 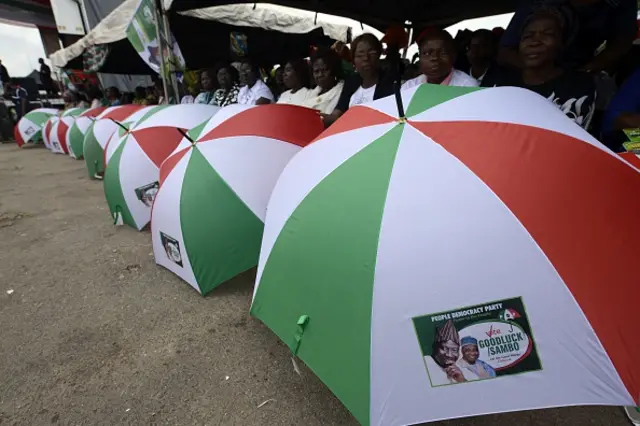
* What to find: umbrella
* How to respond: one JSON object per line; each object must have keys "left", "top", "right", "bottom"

{"left": 61, "top": 107, "right": 86, "bottom": 118}
{"left": 83, "top": 105, "right": 142, "bottom": 179}
{"left": 67, "top": 107, "right": 106, "bottom": 159}
{"left": 104, "top": 104, "right": 219, "bottom": 231}
{"left": 56, "top": 108, "right": 87, "bottom": 156}
{"left": 42, "top": 116, "right": 58, "bottom": 150}
{"left": 250, "top": 84, "right": 640, "bottom": 425}
{"left": 14, "top": 108, "right": 59, "bottom": 147}
{"left": 49, "top": 116, "right": 72, "bottom": 154}
{"left": 103, "top": 105, "right": 167, "bottom": 167}
{"left": 151, "top": 104, "right": 324, "bottom": 295}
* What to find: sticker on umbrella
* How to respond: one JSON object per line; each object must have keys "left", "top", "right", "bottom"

{"left": 160, "top": 232, "right": 183, "bottom": 267}
{"left": 135, "top": 181, "right": 159, "bottom": 207}
{"left": 412, "top": 297, "right": 541, "bottom": 387}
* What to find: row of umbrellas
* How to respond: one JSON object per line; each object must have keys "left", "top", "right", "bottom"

{"left": 13, "top": 84, "right": 640, "bottom": 426}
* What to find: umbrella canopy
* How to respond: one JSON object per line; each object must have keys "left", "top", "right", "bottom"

{"left": 67, "top": 107, "right": 107, "bottom": 159}
{"left": 151, "top": 104, "right": 324, "bottom": 295}
{"left": 250, "top": 84, "right": 640, "bottom": 425}
{"left": 104, "top": 104, "right": 219, "bottom": 231}
{"left": 61, "top": 107, "right": 86, "bottom": 118}
{"left": 49, "top": 117, "right": 72, "bottom": 154}
{"left": 42, "top": 116, "right": 58, "bottom": 150}
{"left": 14, "top": 108, "right": 59, "bottom": 147}
{"left": 83, "top": 105, "right": 143, "bottom": 179}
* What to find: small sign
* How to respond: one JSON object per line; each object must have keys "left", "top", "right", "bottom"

{"left": 413, "top": 297, "right": 542, "bottom": 387}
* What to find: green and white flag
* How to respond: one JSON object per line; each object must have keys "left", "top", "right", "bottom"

{"left": 126, "top": 0, "right": 185, "bottom": 75}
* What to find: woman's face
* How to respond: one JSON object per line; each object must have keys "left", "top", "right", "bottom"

{"left": 217, "top": 68, "right": 232, "bottom": 90}
{"left": 313, "top": 58, "right": 336, "bottom": 91}
{"left": 200, "top": 71, "right": 214, "bottom": 91}
{"left": 239, "top": 63, "right": 257, "bottom": 87}
{"left": 283, "top": 62, "right": 301, "bottom": 90}
{"left": 353, "top": 39, "right": 380, "bottom": 77}
{"left": 419, "top": 38, "right": 455, "bottom": 81}
{"left": 519, "top": 17, "right": 562, "bottom": 69}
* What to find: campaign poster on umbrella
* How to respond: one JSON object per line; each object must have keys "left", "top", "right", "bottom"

{"left": 413, "top": 297, "right": 542, "bottom": 387}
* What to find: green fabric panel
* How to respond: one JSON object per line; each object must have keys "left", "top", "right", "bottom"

{"left": 405, "top": 84, "right": 482, "bottom": 118}
{"left": 251, "top": 124, "right": 405, "bottom": 425}
{"left": 103, "top": 142, "right": 136, "bottom": 228}
{"left": 131, "top": 105, "right": 167, "bottom": 129}
{"left": 188, "top": 118, "right": 209, "bottom": 141}
{"left": 180, "top": 147, "right": 264, "bottom": 295}
{"left": 68, "top": 125, "right": 84, "bottom": 158}
{"left": 25, "top": 111, "right": 54, "bottom": 126}
{"left": 83, "top": 123, "right": 104, "bottom": 179}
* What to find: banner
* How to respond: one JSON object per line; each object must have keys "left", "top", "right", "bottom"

{"left": 125, "top": 0, "right": 185, "bottom": 75}
{"left": 412, "top": 297, "right": 542, "bottom": 387}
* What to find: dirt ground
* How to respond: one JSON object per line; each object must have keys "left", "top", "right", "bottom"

{"left": 0, "top": 143, "right": 631, "bottom": 426}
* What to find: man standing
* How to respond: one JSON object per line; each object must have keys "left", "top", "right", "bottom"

{"left": 38, "top": 58, "right": 55, "bottom": 97}
{"left": 0, "top": 59, "right": 10, "bottom": 95}
{"left": 424, "top": 320, "right": 467, "bottom": 385}
{"left": 457, "top": 336, "right": 497, "bottom": 381}
{"left": 10, "top": 80, "right": 29, "bottom": 120}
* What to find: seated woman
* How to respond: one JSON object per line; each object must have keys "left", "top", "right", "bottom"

{"left": 237, "top": 60, "right": 274, "bottom": 105}
{"left": 277, "top": 58, "right": 313, "bottom": 105}
{"left": 325, "top": 33, "right": 395, "bottom": 126}
{"left": 303, "top": 49, "right": 345, "bottom": 115}
{"left": 212, "top": 64, "right": 240, "bottom": 107}
{"left": 487, "top": 7, "right": 596, "bottom": 130}
{"left": 602, "top": 66, "right": 640, "bottom": 151}
{"left": 194, "top": 69, "right": 217, "bottom": 104}
{"left": 402, "top": 29, "right": 478, "bottom": 90}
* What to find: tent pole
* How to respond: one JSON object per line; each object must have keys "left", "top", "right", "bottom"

{"left": 152, "top": 0, "right": 170, "bottom": 104}
{"left": 160, "top": 0, "right": 180, "bottom": 104}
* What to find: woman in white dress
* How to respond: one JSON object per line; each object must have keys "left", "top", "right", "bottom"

{"left": 237, "top": 60, "right": 275, "bottom": 105}
{"left": 303, "top": 49, "right": 345, "bottom": 115}
{"left": 277, "top": 58, "right": 313, "bottom": 106}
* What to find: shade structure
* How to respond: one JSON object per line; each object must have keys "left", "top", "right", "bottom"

{"left": 250, "top": 84, "right": 640, "bottom": 425}
{"left": 83, "top": 105, "right": 143, "bottom": 179}
{"left": 104, "top": 104, "right": 220, "bottom": 231}
{"left": 14, "top": 108, "right": 59, "bottom": 147}
{"left": 151, "top": 104, "right": 324, "bottom": 295}
{"left": 67, "top": 107, "right": 106, "bottom": 159}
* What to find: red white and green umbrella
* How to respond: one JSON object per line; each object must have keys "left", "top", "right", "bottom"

{"left": 14, "top": 108, "right": 59, "bottom": 147}
{"left": 105, "top": 104, "right": 219, "bottom": 230}
{"left": 55, "top": 108, "right": 86, "bottom": 156}
{"left": 151, "top": 104, "right": 324, "bottom": 295}
{"left": 83, "top": 105, "right": 142, "bottom": 179}
{"left": 67, "top": 107, "right": 106, "bottom": 159}
{"left": 42, "top": 116, "right": 58, "bottom": 150}
{"left": 250, "top": 85, "right": 640, "bottom": 425}
{"left": 61, "top": 107, "right": 86, "bottom": 118}
{"left": 103, "top": 105, "right": 167, "bottom": 167}
{"left": 49, "top": 116, "right": 73, "bottom": 154}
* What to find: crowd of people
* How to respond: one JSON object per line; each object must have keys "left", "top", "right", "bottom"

{"left": 2, "top": 0, "right": 639, "bottom": 151}
{"left": 176, "top": 0, "right": 638, "bottom": 152}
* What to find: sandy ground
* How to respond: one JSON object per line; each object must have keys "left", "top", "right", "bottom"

{"left": 0, "top": 143, "right": 632, "bottom": 426}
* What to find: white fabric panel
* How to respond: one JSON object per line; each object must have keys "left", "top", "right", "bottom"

{"left": 133, "top": 104, "right": 219, "bottom": 131}
{"left": 363, "top": 84, "right": 420, "bottom": 118}
{"left": 43, "top": 118, "right": 57, "bottom": 149}
{"left": 409, "top": 87, "right": 610, "bottom": 155}
{"left": 124, "top": 105, "right": 160, "bottom": 126}
{"left": 369, "top": 125, "right": 632, "bottom": 426}
{"left": 118, "top": 136, "right": 160, "bottom": 231}
{"left": 151, "top": 150, "right": 200, "bottom": 293}
{"left": 17, "top": 117, "right": 38, "bottom": 143}
{"left": 105, "top": 133, "right": 128, "bottom": 166}
{"left": 178, "top": 3, "right": 382, "bottom": 42}
{"left": 253, "top": 123, "right": 395, "bottom": 301}
{"left": 74, "top": 117, "right": 94, "bottom": 135}
{"left": 197, "top": 136, "right": 301, "bottom": 221}
{"left": 92, "top": 120, "right": 119, "bottom": 149}
{"left": 49, "top": 0, "right": 140, "bottom": 67}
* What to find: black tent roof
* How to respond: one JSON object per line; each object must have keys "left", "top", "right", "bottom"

{"left": 169, "top": 0, "right": 516, "bottom": 30}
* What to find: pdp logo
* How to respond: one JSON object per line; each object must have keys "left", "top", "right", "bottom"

{"left": 499, "top": 308, "right": 521, "bottom": 321}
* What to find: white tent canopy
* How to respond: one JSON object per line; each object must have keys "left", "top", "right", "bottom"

{"left": 50, "top": 0, "right": 140, "bottom": 68}
{"left": 179, "top": 3, "right": 382, "bottom": 42}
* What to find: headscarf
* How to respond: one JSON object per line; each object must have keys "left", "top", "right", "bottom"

{"left": 435, "top": 320, "right": 460, "bottom": 346}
